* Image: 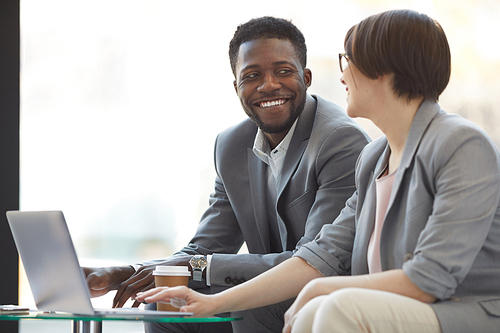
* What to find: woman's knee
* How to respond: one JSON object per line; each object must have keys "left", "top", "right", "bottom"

{"left": 291, "top": 295, "right": 327, "bottom": 333}
{"left": 311, "top": 288, "right": 374, "bottom": 332}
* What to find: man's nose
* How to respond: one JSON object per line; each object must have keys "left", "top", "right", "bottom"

{"left": 257, "top": 73, "right": 281, "bottom": 92}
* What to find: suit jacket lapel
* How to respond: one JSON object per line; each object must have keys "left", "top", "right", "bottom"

{"left": 386, "top": 100, "right": 441, "bottom": 210}
{"left": 275, "top": 95, "right": 317, "bottom": 251}
{"left": 352, "top": 143, "right": 391, "bottom": 274}
{"left": 376, "top": 100, "right": 441, "bottom": 269}
{"left": 277, "top": 94, "right": 316, "bottom": 195}
{"left": 247, "top": 148, "right": 271, "bottom": 252}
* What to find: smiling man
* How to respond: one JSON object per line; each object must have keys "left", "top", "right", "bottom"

{"left": 234, "top": 37, "right": 310, "bottom": 149}
{"left": 84, "top": 17, "right": 370, "bottom": 333}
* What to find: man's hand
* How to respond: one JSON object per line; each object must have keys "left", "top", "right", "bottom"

{"left": 84, "top": 266, "right": 135, "bottom": 298}
{"left": 112, "top": 256, "right": 194, "bottom": 308}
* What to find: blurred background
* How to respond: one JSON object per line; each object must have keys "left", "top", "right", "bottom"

{"left": 19, "top": 0, "right": 500, "bottom": 331}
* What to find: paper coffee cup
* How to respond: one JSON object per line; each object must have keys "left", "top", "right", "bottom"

{"left": 153, "top": 266, "right": 191, "bottom": 311}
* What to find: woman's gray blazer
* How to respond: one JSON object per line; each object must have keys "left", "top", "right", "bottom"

{"left": 296, "top": 99, "right": 500, "bottom": 332}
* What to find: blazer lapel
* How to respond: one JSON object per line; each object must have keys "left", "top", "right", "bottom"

{"left": 386, "top": 100, "right": 441, "bottom": 210}
{"left": 352, "top": 143, "right": 391, "bottom": 274}
{"left": 277, "top": 94, "right": 316, "bottom": 195}
{"left": 247, "top": 148, "right": 271, "bottom": 252}
{"left": 379, "top": 100, "right": 441, "bottom": 269}
{"left": 275, "top": 95, "right": 316, "bottom": 251}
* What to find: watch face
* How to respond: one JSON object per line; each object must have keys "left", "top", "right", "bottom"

{"left": 190, "top": 256, "right": 207, "bottom": 269}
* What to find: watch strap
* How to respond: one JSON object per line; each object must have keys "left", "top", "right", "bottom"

{"left": 193, "top": 269, "right": 203, "bottom": 281}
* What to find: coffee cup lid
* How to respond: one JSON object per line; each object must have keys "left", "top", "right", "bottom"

{"left": 153, "top": 266, "right": 191, "bottom": 277}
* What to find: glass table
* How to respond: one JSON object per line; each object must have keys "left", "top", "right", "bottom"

{"left": 0, "top": 312, "right": 241, "bottom": 333}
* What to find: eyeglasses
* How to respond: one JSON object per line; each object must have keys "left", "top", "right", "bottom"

{"left": 339, "top": 52, "right": 357, "bottom": 89}
{"left": 339, "top": 53, "right": 349, "bottom": 73}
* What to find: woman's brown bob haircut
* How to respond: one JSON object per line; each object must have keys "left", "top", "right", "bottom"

{"left": 344, "top": 10, "right": 451, "bottom": 102}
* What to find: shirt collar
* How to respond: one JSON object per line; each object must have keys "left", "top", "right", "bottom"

{"left": 252, "top": 117, "right": 299, "bottom": 163}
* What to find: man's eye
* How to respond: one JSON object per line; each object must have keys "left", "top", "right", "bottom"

{"left": 243, "top": 73, "right": 258, "bottom": 80}
{"left": 277, "top": 69, "right": 292, "bottom": 75}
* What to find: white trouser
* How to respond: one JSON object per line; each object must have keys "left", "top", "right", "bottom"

{"left": 291, "top": 287, "right": 442, "bottom": 333}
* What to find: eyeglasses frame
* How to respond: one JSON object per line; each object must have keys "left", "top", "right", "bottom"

{"left": 339, "top": 52, "right": 358, "bottom": 89}
{"left": 339, "top": 53, "right": 349, "bottom": 73}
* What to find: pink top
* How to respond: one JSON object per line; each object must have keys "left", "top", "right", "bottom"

{"left": 367, "top": 167, "right": 396, "bottom": 273}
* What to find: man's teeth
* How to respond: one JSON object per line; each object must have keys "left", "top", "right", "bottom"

{"left": 260, "top": 99, "right": 286, "bottom": 108}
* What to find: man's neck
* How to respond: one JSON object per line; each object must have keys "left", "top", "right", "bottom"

{"left": 265, "top": 131, "right": 288, "bottom": 150}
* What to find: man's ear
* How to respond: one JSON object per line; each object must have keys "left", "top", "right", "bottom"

{"left": 304, "top": 68, "right": 312, "bottom": 88}
{"left": 233, "top": 80, "right": 238, "bottom": 94}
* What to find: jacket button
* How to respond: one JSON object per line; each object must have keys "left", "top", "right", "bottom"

{"left": 403, "top": 253, "right": 413, "bottom": 262}
{"left": 224, "top": 277, "right": 232, "bottom": 285}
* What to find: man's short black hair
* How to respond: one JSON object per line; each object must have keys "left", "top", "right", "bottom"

{"left": 229, "top": 16, "right": 307, "bottom": 77}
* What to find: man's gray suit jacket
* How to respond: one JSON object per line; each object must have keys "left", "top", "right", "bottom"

{"left": 296, "top": 99, "right": 500, "bottom": 332}
{"left": 177, "top": 94, "right": 370, "bottom": 288}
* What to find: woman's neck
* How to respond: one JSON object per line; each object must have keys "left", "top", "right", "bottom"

{"left": 376, "top": 97, "right": 423, "bottom": 174}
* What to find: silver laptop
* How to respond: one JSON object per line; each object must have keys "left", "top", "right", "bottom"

{"left": 6, "top": 210, "right": 191, "bottom": 317}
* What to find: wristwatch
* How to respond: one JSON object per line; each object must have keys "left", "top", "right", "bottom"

{"left": 189, "top": 255, "right": 208, "bottom": 281}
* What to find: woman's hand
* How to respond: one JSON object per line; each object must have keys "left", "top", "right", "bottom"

{"left": 135, "top": 286, "right": 219, "bottom": 316}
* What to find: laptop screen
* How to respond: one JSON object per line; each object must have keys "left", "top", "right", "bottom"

{"left": 7, "top": 211, "right": 96, "bottom": 315}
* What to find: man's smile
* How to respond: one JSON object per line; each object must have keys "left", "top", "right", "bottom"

{"left": 255, "top": 98, "right": 288, "bottom": 108}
